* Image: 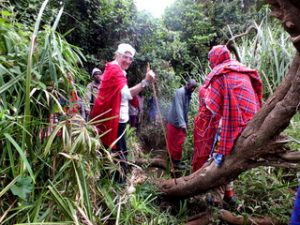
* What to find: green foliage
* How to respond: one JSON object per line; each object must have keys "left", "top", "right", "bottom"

{"left": 1, "top": 1, "right": 299, "bottom": 224}
{"left": 57, "top": 0, "right": 138, "bottom": 70}
{"left": 163, "top": 0, "right": 216, "bottom": 75}
{"left": 0, "top": 5, "right": 101, "bottom": 224}
{"left": 10, "top": 176, "right": 34, "bottom": 200}
{"left": 237, "top": 16, "right": 295, "bottom": 97}
{"left": 285, "top": 114, "right": 300, "bottom": 150}
{"left": 204, "top": 0, "right": 266, "bottom": 43}
{"left": 0, "top": 5, "right": 182, "bottom": 225}
{"left": 235, "top": 167, "right": 296, "bottom": 223}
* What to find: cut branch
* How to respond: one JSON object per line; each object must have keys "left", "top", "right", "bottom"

{"left": 219, "top": 209, "right": 285, "bottom": 225}
{"left": 280, "top": 151, "right": 300, "bottom": 161}
{"left": 134, "top": 158, "right": 167, "bottom": 169}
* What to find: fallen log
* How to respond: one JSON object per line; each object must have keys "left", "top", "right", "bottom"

{"left": 218, "top": 209, "right": 285, "bottom": 225}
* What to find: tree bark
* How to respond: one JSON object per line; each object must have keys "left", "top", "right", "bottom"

{"left": 218, "top": 209, "right": 285, "bottom": 225}
{"left": 157, "top": 0, "right": 300, "bottom": 198}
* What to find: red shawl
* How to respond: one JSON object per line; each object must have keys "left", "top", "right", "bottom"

{"left": 192, "top": 45, "right": 263, "bottom": 171}
{"left": 90, "top": 63, "right": 127, "bottom": 149}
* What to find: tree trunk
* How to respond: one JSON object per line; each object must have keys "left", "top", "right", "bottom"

{"left": 157, "top": 0, "right": 300, "bottom": 198}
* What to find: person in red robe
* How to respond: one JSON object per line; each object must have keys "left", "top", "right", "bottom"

{"left": 192, "top": 45, "right": 263, "bottom": 203}
{"left": 90, "top": 43, "right": 155, "bottom": 182}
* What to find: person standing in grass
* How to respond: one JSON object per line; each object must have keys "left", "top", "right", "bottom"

{"left": 84, "top": 67, "right": 102, "bottom": 119}
{"left": 192, "top": 45, "right": 263, "bottom": 203}
{"left": 166, "top": 79, "right": 197, "bottom": 169}
{"left": 90, "top": 43, "right": 155, "bottom": 182}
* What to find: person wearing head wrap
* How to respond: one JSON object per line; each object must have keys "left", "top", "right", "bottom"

{"left": 90, "top": 43, "right": 155, "bottom": 182}
{"left": 193, "top": 45, "right": 263, "bottom": 171}
{"left": 83, "top": 67, "right": 103, "bottom": 119}
{"left": 166, "top": 79, "right": 198, "bottom": 169}
{"left": 192, "top": 45, "right": 263, "bottom": 204}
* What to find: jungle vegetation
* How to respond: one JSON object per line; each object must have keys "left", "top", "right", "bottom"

{"left": 0, "top": 0, "right": 299, "bottom": 224}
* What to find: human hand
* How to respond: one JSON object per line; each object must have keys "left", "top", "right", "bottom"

{"left": 145, "top": 70, "right": 156, "bottom": 82}
{"left": 213, "top": 153, "right": 224, "bottom": 167}
{"left": 145, "top": 63, "right": 155, "bottom": 82}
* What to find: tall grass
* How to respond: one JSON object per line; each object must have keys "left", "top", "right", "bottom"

{"left": 0, "top": 4, "right": 179, "bottom": 225}
{"left": 0, "top": 3, "right": 100, "bottom": 224}
{"left": 236, "top": 17, "right": 295, "bottom": 97}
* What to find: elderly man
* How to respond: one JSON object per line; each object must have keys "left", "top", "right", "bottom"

{"left": 192, "top": 45, "right": 263, "bottom": 203}
{"left": 90, "top": 43, "right": 155, "bottom": 181}
{"left": 84, "top": 68, "right": 102, "bottom": 119}
{"left": 166, "top": 79, "right": 197, "bottom": 169}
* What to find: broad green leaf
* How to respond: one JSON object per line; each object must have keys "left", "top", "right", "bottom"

{"left": 10, "top": 176, "right": 34, "bottom": 200}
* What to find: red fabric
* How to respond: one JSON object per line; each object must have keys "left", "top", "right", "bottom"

{"left": 65, "top": 74, "right": 80, "bottom": 115}
{"left": 192, "top": 45, "right": 263, "bottom": 171}
{"left": 205, "top": 45, "right": 263, "bottom": 107}
{"left": 192, "top": 88, "right": 220, "bottom": 171}
{"left": 166, "top": 123, "right": 186, "bottom": 161}
{"left": 129, "top": 96, "right": 139, "bottom": 108}
{"left": 90, "top": 63, "right": 127, "bottom": 149}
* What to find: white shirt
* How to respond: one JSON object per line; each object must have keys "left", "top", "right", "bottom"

{"left": 120, "top": 84, "right": 132, "bottom": 122}
{"left": 111, "top": 60, "right": 132, "bottom": 123}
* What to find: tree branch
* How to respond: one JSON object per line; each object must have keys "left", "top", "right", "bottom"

{"left": 226, "top": 25, "right": 258, "bottom": 62}
{"left": 219, "top": 209, "right": 285, "bottom": 225}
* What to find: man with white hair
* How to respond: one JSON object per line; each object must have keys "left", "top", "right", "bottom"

{"left": 91, "top": 43, "right": 155, "bottom": 182}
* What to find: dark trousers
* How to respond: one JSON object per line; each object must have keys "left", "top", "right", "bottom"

{"left": 116, "top": 123, "right": 127, "bottom": 158}
{"left": 129, "top": 115, "right": 138, "bottom": 129}
{"left": 112, "top": 123, "right": 128, "bottom": 182}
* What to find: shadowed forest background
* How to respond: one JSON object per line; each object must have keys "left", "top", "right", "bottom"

{"left": 1, "top": 0, "right": 300, "bottom": 224}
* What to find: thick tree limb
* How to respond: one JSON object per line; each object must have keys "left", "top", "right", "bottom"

{"left": 186, "top": 211, "right": 211, "bottom": 225}
{"left": 134, "top": 158, "right": 167, "bottom": 169}
{"left": 266, "top": 0, "right": 300, "bottom": 52}
{"left": 218, "top": 209, "right": 284, "bottom": 225}
{"left": 280, "top": 151, "right": 300, "bottom": 161}
{"left": 186, "top": 209, "right": 284, "bottom": 225}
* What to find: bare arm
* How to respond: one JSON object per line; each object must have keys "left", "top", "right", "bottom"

{"left": 129, "top": 70, "right": 155, "bottom": 97}
{"left": 129, "top": 82, "right": 145, "bottom": 97}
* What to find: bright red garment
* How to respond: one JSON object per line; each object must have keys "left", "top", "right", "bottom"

{"left": 166, "top": 123, "right": 186, "bottom": 161}
{"left": 192, "top": 45, "right": 263, "bottom": 171}
{"left": 193, "top": 88, "right": 220, "bottom": 171}
{"left": 66, "top": 74, "right": 81, "bottom": 115}
{"left": 129, "top": 96, "right": 139, "bottom": 108}
{"left": 90, "top": 63, "right": 127, "bottom": 149}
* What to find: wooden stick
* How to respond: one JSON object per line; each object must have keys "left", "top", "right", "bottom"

{"left": 147, "top": 62, "right": 177, "bottom": 183}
